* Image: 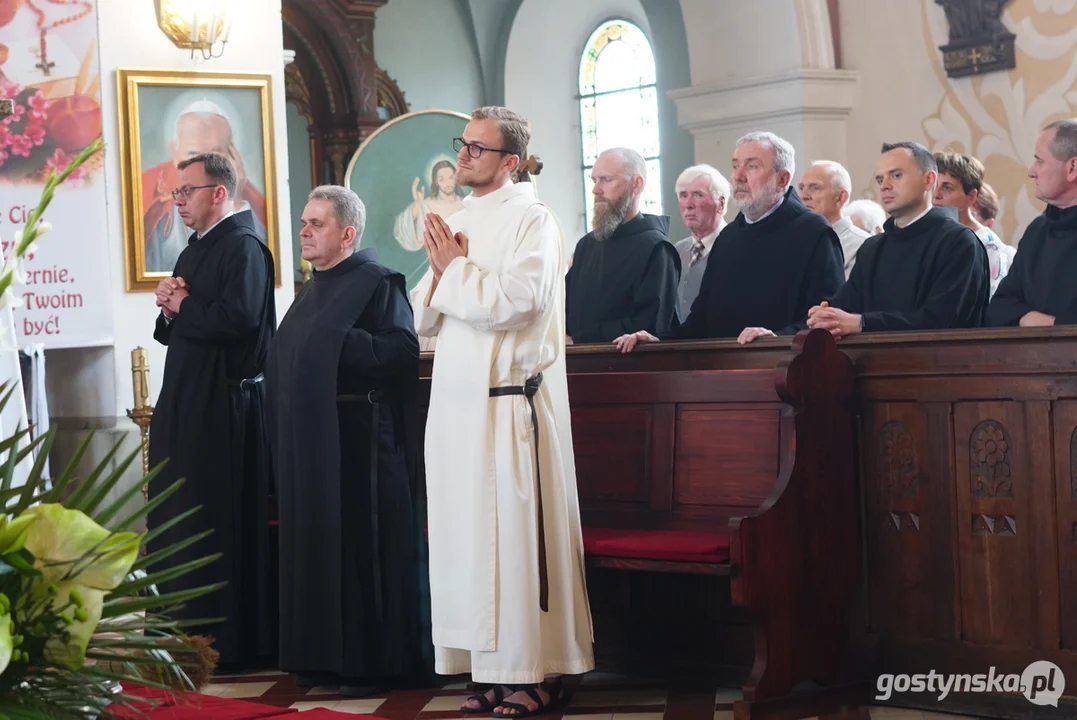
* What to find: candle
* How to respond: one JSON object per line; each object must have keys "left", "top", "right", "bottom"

{"left": 131, "top": 347, "right": 150, "bottom": 409}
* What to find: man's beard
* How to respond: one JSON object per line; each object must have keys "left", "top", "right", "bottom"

{"left": 734, "top": 175, "right": 782, "bottom": 221}
{"left": 592, "top": 191, "right": 634, "bottom": 241}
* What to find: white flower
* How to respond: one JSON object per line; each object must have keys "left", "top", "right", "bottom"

{"left": 35, "top": 221, "right": 51, "bottom": 238}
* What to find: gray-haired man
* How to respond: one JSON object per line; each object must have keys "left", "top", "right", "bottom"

{"left": 266, "top": 185, "right": 424, "bottom": 696}
{"left": 673, "top": 164, "right": 730, "bottom": 319}
{"left": 799, "top": 160, "right": 869, "bottom": 279}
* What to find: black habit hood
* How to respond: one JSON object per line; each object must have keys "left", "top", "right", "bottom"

{"left": 565, "top": 212, "right": 681, "bottom": 343}
{"left": 987, "top": 203, "right": 1077, "bottom": 326}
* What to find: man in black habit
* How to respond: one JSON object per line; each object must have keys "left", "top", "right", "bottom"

{"left": 266, "top": 185, "right": 423, "bottom": 696}
{"left": 149, "top": 151, "right": 277, "bottom": 671}
{"left": 613, "top": 131, "right": 845, "bottom": 352}
{"left": 801, "top": 142, "right": 989, "bottom": 339}
{"left": 565, "top": 147, "right": 680, "bottom": 343}
{"left": 987, "top": 119, "right": 1077, "bottom": 327}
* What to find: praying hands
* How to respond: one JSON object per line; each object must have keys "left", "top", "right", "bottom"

{"left": 806, "top": 301, "right": 862, "bottom": 339}
{"left": 423, "top": 212, "right": 469, "bottom": 279}
{"left": 155, "top": 277, "right": 189, "bottom": 317}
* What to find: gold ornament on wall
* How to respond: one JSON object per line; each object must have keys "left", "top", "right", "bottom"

{"left": 156, "top": 0, "right": 235, "bottom": 59}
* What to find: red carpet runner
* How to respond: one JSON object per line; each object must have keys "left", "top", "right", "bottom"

{"left": 108, "top": 683, "right": 375, "bottom": 719}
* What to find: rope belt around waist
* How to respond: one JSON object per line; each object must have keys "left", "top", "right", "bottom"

{"left": 337, "top": 390, "right": 385, "bottom": 621}
{"left": 489, "top": 373, "right": 548, "bottom": 613}
{"left": 226, "top": 373, "right": 264, "bottom": 390}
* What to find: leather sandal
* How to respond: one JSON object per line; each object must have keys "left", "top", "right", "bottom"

{"left": 492, "top": 678, "right": 566, "bottom": 717}
{"left": 460, "top": 684, "right": 510, "bottom": 714}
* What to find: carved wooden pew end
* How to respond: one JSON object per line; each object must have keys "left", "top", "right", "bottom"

{"left": 569, "top": 328, "right": 865, "bottom": 717}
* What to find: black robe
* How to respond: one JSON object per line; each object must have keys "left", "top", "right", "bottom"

{"left": 825, "top": 207, "right": 990, "bottom": 331}
{"left": 986, "top": 204, "right": 1077, "bottom": 326}
{"left": 664, "top": 187, "right": 845, "bottom": 340}
{"left": 147, "top": 210, "right": 277, "bottom": 670}
{"left": 565, "top": 213, "right": 681, "bottom": 342}
{"left": 265, "top": 249, "right": 424, "bottom": 681}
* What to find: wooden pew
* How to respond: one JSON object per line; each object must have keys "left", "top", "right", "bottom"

{"left": 418, "top": 328, "right": 866, "bottom": 719}
{"left": 831, "top": 327, "right": 1077, "bottom": 719}
{"left": 565, "top": 328, "right": 863, "bottom": 718}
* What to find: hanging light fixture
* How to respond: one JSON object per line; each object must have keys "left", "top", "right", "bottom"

{"left": 156, "top": 0, "right": 236, "bottom": 59}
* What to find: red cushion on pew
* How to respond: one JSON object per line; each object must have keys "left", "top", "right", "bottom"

{"left": 582, "top": 527, "right": 730, "bottom": 564}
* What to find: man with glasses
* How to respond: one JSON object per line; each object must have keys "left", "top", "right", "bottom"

{"left": 143, "top": 100, "right": 268, "bottom": 274}
{"left": 148, "top": 151, "right": 278, "bottom": 673}
{"left": 414, "top": 106, "right": 594, "bottom": 717}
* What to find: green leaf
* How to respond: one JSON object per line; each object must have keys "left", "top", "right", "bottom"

{"left": 132, "top": 529, "right": 213, "bottom": 571}
{"left": 1, "top": 551, "right": 39, "bottom": 576}
{"left": 110, "top": 553, "right": 221, "bottom": 597}
{"left": 109, "top": 469, "right": 180, "bottom": 535}
{"left": 21, "top": 504, "right": 140, "bottom": 589}
{"left": 132, "top": 501, "right": 199, "bottom": 546}
{"left": 78, "top": 444, "right": 141, "bottom": 520}
{"left": 41, "top": 429, "right": 97, "bottom": 506}
{"left": 100, "top": 581, "right": 227, "bottom": 618}
{"left": 61, "top": 441, "right": 123, "bottom": 513}
{"left": 0, "top": 512, "right": 36, "bottom": 554}
{"left": 96, "top": 458, "right": 166, "bottom": 529}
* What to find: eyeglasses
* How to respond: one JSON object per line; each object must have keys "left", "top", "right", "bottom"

{"left": 171, "top": 184, "right": 218, "bottom": 200}
{"left": 453, "top": 137, "right": 514, "bottom": 159}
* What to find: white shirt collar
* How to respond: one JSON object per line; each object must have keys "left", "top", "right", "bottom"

{"left": 689, "top": 220, "right": 725, "bottom": 255}
{"left": 197, "top": 209, "right": 236, "bottom": 239}
{"left": 896, "top": 204, "right": 932, "bottom": 229}
{"left": 743, "top": 192, "right": 785, "bottom": 225}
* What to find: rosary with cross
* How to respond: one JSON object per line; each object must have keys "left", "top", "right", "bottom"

{"left": 26, "top": 0, "right": 93, "bottom": 78}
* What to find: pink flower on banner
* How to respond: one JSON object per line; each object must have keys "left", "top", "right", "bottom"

{"left": 0, "top": 81, "right": 17, "bottom": 99}
{"left": 24, "top": 123, "right": 46, "bottom": 146}
{"left": 9, "top": 135, "right": 32, "bottom": 158}
{"left": 27, "top": 92, "right": 48, "bottom": 122}
{"left": 0, "top": 148, "right": 8, "bottom": 169}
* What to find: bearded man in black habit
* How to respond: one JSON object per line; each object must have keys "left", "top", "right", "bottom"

{"left": 148, "top": 151, "right": 277, "bottom": 672}
{"left": 266, "top": 185, "right": 424, "bottom": 697}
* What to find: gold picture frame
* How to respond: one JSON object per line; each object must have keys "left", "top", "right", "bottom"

{"left": 117, "top": 68, "right": 281, "bottom": 291}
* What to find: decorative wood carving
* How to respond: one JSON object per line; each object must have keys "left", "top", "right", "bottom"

{"left": 879, "top": 421, "right": 917, "bottom": 497}
{"left": 970, "top": 419, "right": 1013, "bottom": 498}
{"left": 375, "top": 67, "right": 409, "bottom": 119}
{"left": 972, "top": 514, "right": 1016, "bottom": 536}
{"left": 887, "top": 511, "right": 921, "bottom": 532}
{"left": 284, "top": 62, "right": 315, "bottom": 126}
{"left": 935, "top": 0, "right": 1016, "bottom": 78}
{"left": 1070, "top": 427, "right": 1077, "bottom": 501}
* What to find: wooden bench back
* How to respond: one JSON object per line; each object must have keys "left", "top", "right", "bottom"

{"left": 567, "top": 368, "right": 790, "bottom": 534}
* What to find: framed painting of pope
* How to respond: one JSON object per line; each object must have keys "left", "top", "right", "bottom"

{"left": 117, "top": 69, "right": 280, "bottom": 291}
{"left": 345, "top": 109, "right": 470, "bottom": 292}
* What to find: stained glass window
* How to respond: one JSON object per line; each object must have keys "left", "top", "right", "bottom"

{"left": 579, "top": 20, "right": 662, "bottom": 230}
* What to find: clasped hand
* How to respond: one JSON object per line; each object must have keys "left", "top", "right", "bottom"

{"left": 423, "top": 212, "right": 468, "bottom": 278}
{"left": 155, "top": 277, "right": 189, "bottom": 317}
{"left": 806, "top": 301, "right": 860, "bottom": 338}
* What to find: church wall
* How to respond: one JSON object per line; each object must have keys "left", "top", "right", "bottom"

{"left": 505, "top": 0, "right": 653, "bottom": 246}
{"left": 839, "top": 0, "right": 1075, "bottom": 247}
{"left": 94, "top": 0, "right": 295, "bottom": 415}
{"left": 38, "top": 0, "right": 296, "bottom": 519}
{"left": 373, "top": 0, "right": 486, "bottom": 113}
{"left": 676, "top": 0, "right": 1073, "bottom": 249}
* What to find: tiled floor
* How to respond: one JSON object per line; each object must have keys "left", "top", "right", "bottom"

{"left": 204, "top": 671, "right": 993, "bottom": 719}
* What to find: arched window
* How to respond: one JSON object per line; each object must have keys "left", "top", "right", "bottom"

{"left": 578, "top": 19, "right": 661, "bottom": 230}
